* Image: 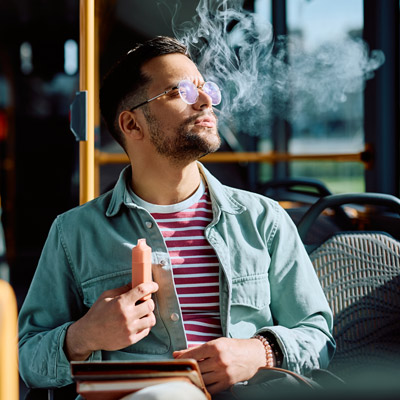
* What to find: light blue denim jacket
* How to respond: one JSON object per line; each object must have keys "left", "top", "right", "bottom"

{"left": 19, "top": 163, "right": 335, "bottom": 388}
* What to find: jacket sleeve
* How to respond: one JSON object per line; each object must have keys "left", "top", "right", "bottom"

{"left": 257, "top": 205, "right": 336, "bottom": 374}
{"left": 18, "top": 218, "right": 101, "bottom": 388}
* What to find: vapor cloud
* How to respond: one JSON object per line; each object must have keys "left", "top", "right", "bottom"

{"left": 165, "top": 0, "right": 385, "bottom": 136}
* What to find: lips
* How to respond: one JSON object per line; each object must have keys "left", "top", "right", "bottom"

{"left": 194, "top": 115, "right": 217, "bottom": 128}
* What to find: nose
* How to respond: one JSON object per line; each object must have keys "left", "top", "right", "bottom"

{"left": 192, "top": 88, "right": 213, "bottom": 110}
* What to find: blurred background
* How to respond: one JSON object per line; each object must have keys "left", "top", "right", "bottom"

{"left": 0, "top": 0, "right": 398, "bottom": 325}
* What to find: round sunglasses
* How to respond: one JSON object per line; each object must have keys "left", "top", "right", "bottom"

{"left": 130, "top": 79, "right": 222, "bottom": 111}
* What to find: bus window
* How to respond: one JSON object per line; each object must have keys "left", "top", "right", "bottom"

{"left": 286, "top": 0, "right": 364, "bottom": 193}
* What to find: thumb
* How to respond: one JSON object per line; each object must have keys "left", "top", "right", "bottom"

{"left": 173, "top": 350, "right": 185, "bottom": 358}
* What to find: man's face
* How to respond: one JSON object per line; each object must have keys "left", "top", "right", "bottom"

{"left": 138, "top": 53, "right": 221, "bottom": 163}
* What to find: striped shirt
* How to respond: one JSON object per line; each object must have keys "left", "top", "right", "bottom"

{"left": 129, "top": 180, "right": 223, "bottom": 347}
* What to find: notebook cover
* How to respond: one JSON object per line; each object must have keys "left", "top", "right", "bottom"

{"left": 70, "top": 359, "right": 210, "bottom": 400}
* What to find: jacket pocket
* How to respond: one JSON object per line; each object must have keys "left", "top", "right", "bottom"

{"left": 82, "top": 269, "right": 132, "bottom": 307}
{"left": 231, "top": 273, "right": 270, "bottom": 310}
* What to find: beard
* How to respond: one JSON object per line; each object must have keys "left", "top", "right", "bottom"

{"left": 144, "top": 110, "right": 221, "bottom": 164}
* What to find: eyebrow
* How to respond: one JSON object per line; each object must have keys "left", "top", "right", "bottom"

{"left": 156, "top": 78, "right": 205, "bottom": 97}
{"left": 161, "top": 83, "right": 178, "bottom": 92}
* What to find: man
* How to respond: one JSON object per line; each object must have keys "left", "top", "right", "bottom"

{"left": 19, "top": 36, "right": 335, "bottom": 399}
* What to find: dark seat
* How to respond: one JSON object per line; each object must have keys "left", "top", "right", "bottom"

{"left": 24, "top": 385, "right": 77, "bottom": 400}
{"left": 297, "top": 193, "right": 400, "bottom": 381}
{"left": 256, "top": 177, "right": 332, "bottom": 208}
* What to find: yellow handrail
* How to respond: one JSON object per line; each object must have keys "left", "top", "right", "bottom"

{"left": 93, "top": 148, "right": 369, "bottom": 197}
{"left": 95, "top": 149, "right": 366, "bottom": 165}
{"left": 0, "top": 280, "right": 19, "bottom": 400}
{"left": 79, "top": 0, "right": 95, "bottom": 204}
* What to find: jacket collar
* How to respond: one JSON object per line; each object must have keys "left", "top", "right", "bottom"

{"left": 105, "top": 165, "right": 134, "bottom": 217}
{"left": 197, "top": 162, "right": 246, "bottom": 215}
{"left": 106, "top": 162, "right": 246, "bottom": 217}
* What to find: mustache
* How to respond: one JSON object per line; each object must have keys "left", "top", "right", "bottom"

{"left": 183, "top": 110, "right": 218, "bottom": 125}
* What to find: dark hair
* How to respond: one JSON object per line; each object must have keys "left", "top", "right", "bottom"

{"left": 99, "top": 36, "right": 189, "bottom": 149}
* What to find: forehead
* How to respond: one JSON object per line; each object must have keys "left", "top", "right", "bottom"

{"left": 142, "top": 53, "right": 203, "bottom": 90}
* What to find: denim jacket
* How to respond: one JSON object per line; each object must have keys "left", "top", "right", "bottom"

{"left": 19, "top": 163, "right": 335, "bottom": 388}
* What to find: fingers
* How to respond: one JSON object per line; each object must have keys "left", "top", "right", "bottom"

{"left": 174, "top": 339, "right": 252, "bottom": 395}
{"left": 173, "top": 343, "right": 209, "bottom": 360}
{"left": 173, "top": 349, "right": 188, "bottom": 358}
{"left": 130, "top": 327, "right": 151, "bottom": 344}
{"left": 173, "top": 345, "right": 225, "bottom": 394}
{"left": 173, "top": 348, "right": 201, "bottom": 366}
{"left": 135, "top": 298, "right": 156, "bottom": 319}
{"left": 128, "top": 313, "right": 156, "bottom": 344}
{"left": 200, "top": 359, "right": 236, "bottom": 394}
{"left": 129, "top": 282, "right": 159, "bottom": 303}
{"left": 101, "top": 281, "right": 159, "bottom": 302}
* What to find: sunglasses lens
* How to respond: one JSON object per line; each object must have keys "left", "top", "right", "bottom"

{"left": 178, "top": 80, "right": 198, "bottom": 104}
{"left": 178, "top": 80, "right": 222, "bottom": 106}
{"left": 203, "top": 82, "right": 222, "bottom": 106}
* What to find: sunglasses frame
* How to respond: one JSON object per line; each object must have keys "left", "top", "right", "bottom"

{"left": 129, "top": 79, "right": 221, "bottom": 111}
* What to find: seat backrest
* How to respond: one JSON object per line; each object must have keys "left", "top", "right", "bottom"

{"left": 309, "top": 232, "right": 400, "bottom": 377}
{"left": 0, "top": 279, "right": 19, "bottom": 400}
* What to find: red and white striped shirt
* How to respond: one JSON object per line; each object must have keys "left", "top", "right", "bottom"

{"left": 130, "top": 180, "right": 223, "bottom": 347}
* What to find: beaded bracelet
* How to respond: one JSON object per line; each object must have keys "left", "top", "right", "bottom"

{"left": 253, "top": 334, "right": 275, "bottom": 368}
{"left": 263, "top": 333, "right": 283, "bottom": 368}
{"left": 253, "top": 333, "right": 283, "bottom": 368}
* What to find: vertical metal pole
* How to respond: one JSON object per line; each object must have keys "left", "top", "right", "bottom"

{"left": 271, "top": 0, "right": 290, "bottom": 180}
{"left": 79, "top": 0, "right": 95, "bottom": 204}
{"left": 363, "top": 0, "right": 399, "bottom": 196}
{"left": 94, "top": 2, "right": 101, "bottom": 197}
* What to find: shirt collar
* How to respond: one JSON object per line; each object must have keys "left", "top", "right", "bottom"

{"left": 105, "top": 162, "right": 246, "bottom": 217}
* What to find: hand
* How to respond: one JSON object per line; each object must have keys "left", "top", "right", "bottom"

{"left": 173, "top": 337, "right": 266, "bottom": 394}
{"left": 65, "top": 282, "right": 159, "bottom": 361}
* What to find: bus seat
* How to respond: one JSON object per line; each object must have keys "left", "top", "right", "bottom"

{"left": 310, "top": 231, "right": 400, "bottom": 378}
{"left": 256, "top": 177, "right": 333, "bottom": 211}
{"left": 297, "top": 193, "right": 400, "bottom": 381}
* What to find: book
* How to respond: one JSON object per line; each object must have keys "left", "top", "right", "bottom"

{"left": 70, "top": 359, "right": 211, "bottom": 400}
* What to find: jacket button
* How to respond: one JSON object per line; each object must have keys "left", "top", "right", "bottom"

{"left": 145, "top": 221, "right": 153, "bottom": 229}
{"left": 170, "top": 313, "right": 180, "bottom": 322}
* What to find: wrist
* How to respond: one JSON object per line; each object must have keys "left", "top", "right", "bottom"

{"left": 64, "top": 320, "right": 94, "bottom": 361}
{"left": 252, "top": 335, "right": 276, "bottom": 368}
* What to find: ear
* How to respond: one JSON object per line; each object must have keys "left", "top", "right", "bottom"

{"left": 118, "top": 110, "right": 144, "bottom": 140}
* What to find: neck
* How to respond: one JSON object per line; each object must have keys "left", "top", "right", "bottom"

{"left": 130, "top": 159, "right": 201, "bottom": 205}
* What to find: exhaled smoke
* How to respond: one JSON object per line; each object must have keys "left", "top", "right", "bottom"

{"left": 165, "top": 0, "right": 385, "bottom": 136}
